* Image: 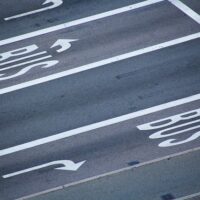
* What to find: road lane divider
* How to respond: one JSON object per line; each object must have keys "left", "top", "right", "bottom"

{"left": 0, "top": 32, "right": 199, "bottom": 95}
{"left": 0, "top": 93, "right": 199, "bottom": 157}
{"left": 0, "top": 0, "right": 164, "bottom": 46}
{"left": 168, "top": 0, "right": 200, "bottom": 24}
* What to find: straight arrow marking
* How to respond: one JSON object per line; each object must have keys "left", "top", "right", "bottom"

{"left": 2, "top": 160, "right": 86, "bottom": 178}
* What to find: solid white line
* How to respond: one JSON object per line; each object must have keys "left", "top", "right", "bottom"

{"left": 0, "top": 32, "right": 199, "bottom": 95}
{"left": 175, "top": 192, "right": 200, "bottom": 200}
{"left": 0, "top": 52, "right": 47, "bottom": 68}
{"left": 168, "top": 0, "right": 200, "bottom": 24}
{"left": 0, "top": 55, "right": 52, "bottom": 72}
{"left": 0, "top": 0, "right": 164, "bottom": 46}
{"left": 0, "top": 93, "right": 199, "bottom": 156}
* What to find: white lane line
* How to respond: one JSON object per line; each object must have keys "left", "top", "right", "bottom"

{"left": 0, "top": 32, "right": 199, "bottom": 95}
{"left": 0, "top": 0, "right": 164, "bottom": 46}
{"left": 0, "top": 93, "right": 199, "bottom": 156}
{"left": 168, "top": 0, "right": 200, "bottom": 24}
{"left": 0, "top": 55, "right": 52, "bottom": 72}
{"left": 0, "top": 51, "right": 47, "bottom": 67}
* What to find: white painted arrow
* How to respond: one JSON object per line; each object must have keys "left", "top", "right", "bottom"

{"left": 51, "top": 39, "right": 78, "bottom": 53}
{"left": 4, "top": 0, "right": 63, "bottom": 21}
{"left": 2, "top": 160, "right": 86, "bottom": 179}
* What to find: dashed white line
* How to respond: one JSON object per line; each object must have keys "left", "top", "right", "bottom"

{"left": 0, "top": 93, "right": 199, "bottom": 156}
{"left": 0, "top": 0, "right": 164, "bottom": 46}
{"left": 0, "top": 32, "right": 199, "bottom": 95}
{"left": 169, "top": 0, "right": 200, "bottom": 24}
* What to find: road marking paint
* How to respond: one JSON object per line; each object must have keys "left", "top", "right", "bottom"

{"left": 175, "top": 192, "right": 200, "bottom": 200}
{"left": 138, "top": 108, "right": 200, "bottom": 147}
{"left": 0, "top": 60, "right": 58, "bottom": 81}
{"left": 0, "top": 0, "right": 164, "bottom": 46}
{"left": 51, "top": 39, "right": 78, "bottom": 53}
{"left": 0, "top": 93, "right": 199, "bottom": 156}
{"left": 0, "top": 45, "right": 38, "bottom": 62}
{"left": 0, "top": 52, "right": 47, "bottom": 68}
{"left": 4, "top": 0, "right": 63, "bottom": 21}
{"left": 148, "top": 119, "right": 200, "bottom": 139}
{"left": 16, "top": 147, "right": 200, "bottom": 200}
{"left": 138, "top": 108, "right": 200, "bottom": 131}
{"left": 168, "top": 0, "right": 200, "bottom": 24}
{"left": 2, "top": 160, "right": 86, "bottom": 178}
{"left": 0, "top": 55, "right": 52, "bottom": 72}
{"left": 158, "top": 127, "right": 200, "bottom": 147}
{"left": 0, "top": 32, "right": 199, "bottom": 95}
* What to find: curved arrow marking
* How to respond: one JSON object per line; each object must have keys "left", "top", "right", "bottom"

{"left": 2, "top": 160, "right": 86, "bottom": 178}
{"left": 51, "top": 39, "right": 78, "bottom": 53}
{"left": 4, "top": 0, "right": 63, "bottom": 21}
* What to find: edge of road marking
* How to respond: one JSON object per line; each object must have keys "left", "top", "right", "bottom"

{"left": 168, "top": 0, "right": 200, "bottom": 25}
{"left": 16, "top": 146, "right": 200, "bottom": 200}
{"left": 0, "top": 93, "right": 200, "bottom": 156}
{"left": 0, "top": 32, "right": 200, "bottom": 95}
{"left": 175, "top": 192, "right": 200, "bottom": 200}
{"left": 0, "top": 0, "right": 164, "bottom": 46}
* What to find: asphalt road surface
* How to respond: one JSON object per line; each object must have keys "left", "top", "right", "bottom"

{"left": 0, "top": 0, "right": 200, "bottom": 199}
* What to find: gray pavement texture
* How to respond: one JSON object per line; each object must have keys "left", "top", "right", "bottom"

{"left": 0, "top": 0, "right": 200, "bottom": 199}
{"left": 0, "top": 0, "right": 141, "bottom": 40}
{"left": 0, "top": 40, "right": 200, "bottom": 198}
{"left": 1, "top": 0, "right": 200, "bottom": 90}
{"left": 23, "top": 148, "right": 200, "bottom": 200}
{"left": 1, "top": 39, "right": 200, "bottom": 148}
